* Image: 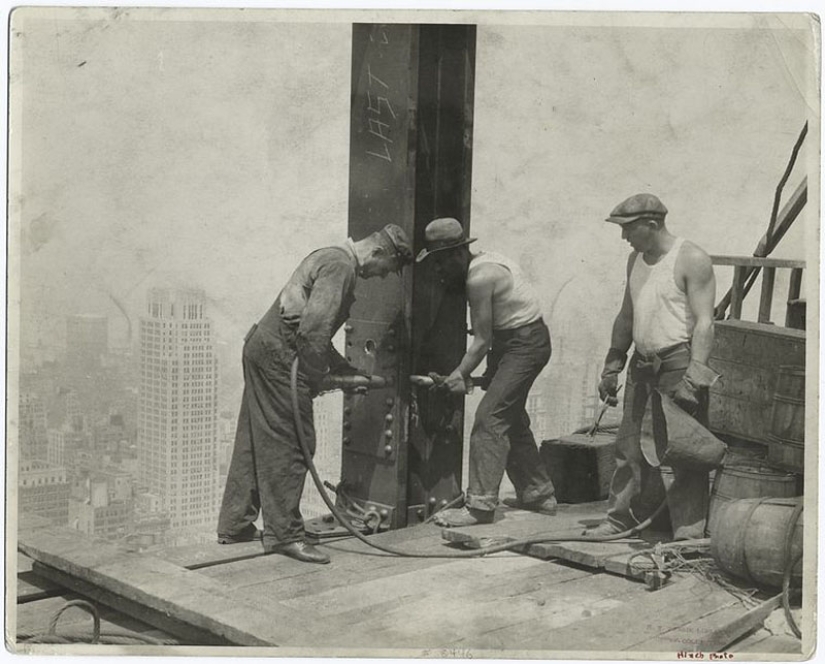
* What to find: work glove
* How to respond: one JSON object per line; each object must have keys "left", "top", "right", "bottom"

{"left": 671, "top": 360, "right": 720, "bottom": 416}
{"left": 598, "top": 347, "right": 627, "bottom": 407}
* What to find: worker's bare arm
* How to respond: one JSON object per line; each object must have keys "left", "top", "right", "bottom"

{"left": 680, "top": 242, "right": 716, "bottom": 365}
{"left": 444, "top": 263, "right": 498, "bottom": 394}
{"left": 609, "top": 253, "right": 636, "bottom": 353}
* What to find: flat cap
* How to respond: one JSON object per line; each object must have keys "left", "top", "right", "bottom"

{"left": 381, "top": 224, "right": 414, "bottom": 264}
{"left": 605, "top": 193, "right": 668, "bottom": 225}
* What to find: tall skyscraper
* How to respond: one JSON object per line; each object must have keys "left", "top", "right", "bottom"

{"left": 137, "top": 288, "right": 220, "bottom": 538}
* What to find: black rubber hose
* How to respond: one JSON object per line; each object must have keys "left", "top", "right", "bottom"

{"left": 290, "top": 358, "right": 665, "bottom": 558}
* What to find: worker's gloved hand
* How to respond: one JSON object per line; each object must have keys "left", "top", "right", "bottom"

{"left": 598, "top": 374, "right": 620, "bottom": 406}
{"left": 599, "top": 347, "right": 627, "bottom": 407}
{"left": 671, "top": 360, "right": 720, "bottom": 416}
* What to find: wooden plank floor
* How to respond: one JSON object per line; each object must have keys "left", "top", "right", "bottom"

{"left": 15, "top": 504, "right": 805, "bottom": 656}
{"left": 442, "top": 501, "right": 672, "bottom": 578}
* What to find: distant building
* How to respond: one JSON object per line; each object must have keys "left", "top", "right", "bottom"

{"left": 66, "top": 314, "right": 108, "bottom": 377}
{"left": 18, "top": 460, "right": 70, "bottom": 525}
{"left": 137, "top": 288, "right": 220, "bottom": 535}
{"left": 19, "top": 393, "right": 48, "bottom": 461}
{"left": 69, "top": 470, "right": 135, "bottom": 539}
{"left": 301, "top": 392, "right": 342, "bottom": 519}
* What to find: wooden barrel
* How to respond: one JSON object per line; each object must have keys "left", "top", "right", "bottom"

{"left": 711, "top": 497, "right": 803, "bottom": 589}
{"left": 706, "top": 462, "right": 798, "bottom": 537}
{"left": 767, "top": 366, "right": 805, "bottom": 472}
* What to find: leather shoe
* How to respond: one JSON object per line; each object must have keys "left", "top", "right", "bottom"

{"left": 217, "top": 524, "right": 261, "bottom": 544}
{"left": 502, "top": 496, "right": 558, "bottom": 515}
{"left": 266, "top": 541, "right": 330, "bottom": 564}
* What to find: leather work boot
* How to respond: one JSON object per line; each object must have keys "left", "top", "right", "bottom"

{"left": 266, "top": 541, "right": 330, "bottom": 564}
{"left": 502, "top": 496, "right": 558, "bottom": 516}
{"left": 217, "top": 524, "right": 261, "bottom": 544}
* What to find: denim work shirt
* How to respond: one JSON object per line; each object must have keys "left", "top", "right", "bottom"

{"left": 259, "top": 244, "right": 358, "bottom": 382}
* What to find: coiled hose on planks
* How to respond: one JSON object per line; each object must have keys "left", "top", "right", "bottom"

{"left": 290, "top": 357, "right": 667, "bottom": 558}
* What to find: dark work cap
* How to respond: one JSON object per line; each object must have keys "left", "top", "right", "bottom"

{"left": 380, "top": 224, "right": 414, "bottom": 264}
{"left": 605, "top": 193, "right": 668, "bottom": 225}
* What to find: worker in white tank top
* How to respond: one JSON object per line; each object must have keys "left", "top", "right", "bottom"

{"left": 629, "top": 236, "right": 695, "bottom": 356}
{"left": 467, "top": 251, "right": 542, "bottom": 330}
{"left": 416, "top": 218, "right": 556, "bottom": 527}
{"left": 584, "top": 193, "right": 720, "bottom": 541}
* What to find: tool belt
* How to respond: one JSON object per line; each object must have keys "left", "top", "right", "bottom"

{"left": 632, "top": 342, "right": 691, "bottom": 380}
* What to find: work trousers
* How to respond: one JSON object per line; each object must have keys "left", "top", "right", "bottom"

{"left": 466, "top": 319, "right": 556, "bottom": 512}
{"left": 605, "top": 343, "right": 710, "bottom": 540}
{"left": 217, "top": 324, "right": 316, "bottom": 549}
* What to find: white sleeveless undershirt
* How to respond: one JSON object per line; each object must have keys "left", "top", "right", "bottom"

{"left": 629, "top": 237, "right": 695, "bottom": 355}
{"left": 469, "top": 252, "right": 542, "bottom": 331}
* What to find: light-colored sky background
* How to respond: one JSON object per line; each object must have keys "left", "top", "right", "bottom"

{"left": 10, "top": 9, "right": 817, "bottom": 386}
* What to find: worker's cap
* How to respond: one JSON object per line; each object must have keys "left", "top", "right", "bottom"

{"left": 415, "top": 217, "right": 477, "bottom": 263}
{"left": 380, "top": 224, "right": 414, "bottom": 267}
{"left": 605, "top": 193, "right": 668, "bottom": 225}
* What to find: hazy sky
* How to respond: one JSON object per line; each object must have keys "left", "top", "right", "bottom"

{"left": 10, "top": 10, "right": 817, "bottom": 364}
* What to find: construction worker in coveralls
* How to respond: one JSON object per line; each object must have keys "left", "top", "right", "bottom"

{"left": 217, "top": 225, "right": 413, "bottom": 564}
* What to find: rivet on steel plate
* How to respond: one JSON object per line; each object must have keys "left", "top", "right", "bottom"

{"left": 385, "top": 413, "right": 394, "bottom": 423}
{"left": 384, "top": 445, "right": 393, "bottom": 455}
{"left": 384, "top": 429, "right": 393, "bottom": 438}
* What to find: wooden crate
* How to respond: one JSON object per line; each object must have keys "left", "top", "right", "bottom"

{"left": 540, "top": 432, "right": 617, "bottom": 503}
{"left": 708, "top": 320, "right": 805, "bottom": 445}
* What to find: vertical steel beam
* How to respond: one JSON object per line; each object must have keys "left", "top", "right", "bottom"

{"left": 343, "top": 24, "right": 476, "bottom": 529}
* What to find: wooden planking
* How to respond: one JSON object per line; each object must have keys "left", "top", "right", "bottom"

{"left": 710, "top": 256, "right": 806, "bottom": 269}
{"left": 14, "top": 592, "right": 178, "bottom": 644}
{"left": 442, "top": 501, "right": 609, "bottom": 550}
{"left": 201, "top": 526, "right": 469, "bottom": 597}
{"left": 158, "top": 520, "right": 445, "bottom": 570}
{"left": 29, "top": 562, "right": 229, "bottom": 646}
{"left": 441, "top": 502, "right": 671, "bottom": 576}
{"left": 320, "top": 567, "right": 644, "bottom": 650}
{"left": 156, "top": 539, "right": 265, "bottom": 569}
{"left": 281, "top": 555, "right": 545, "bottom": 618}
{"left": 510, "top": 575, "right": 752, "bottom": 653}
{"left": 464, "top": 572, "right": 652, "bottom": 652}
{"left": 709, "top": 320, "right": 805, "bottom": 442}
{"left": 16, "top": 570, "right": 64, "bottom": 603}
{"left": 18, "top": 526, "right": 323, "bottom": 646}
{"left": 634, "top": 593, "right": 782, "bottom": 652}
{"left": 729, "top": 632, "right": 803, "bottom": 655}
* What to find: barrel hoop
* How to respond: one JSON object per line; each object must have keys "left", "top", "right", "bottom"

{"left": 766, "top": 434, "right": 804, "bottom": 447}
{"left": 772, "top": 394, "right": 805, "bottom": 405}
{"left": 735, "top": 497, "right": 772, "bottom": 587}
{"left": 782, "top": 501, "right": 804, "bottom": 581}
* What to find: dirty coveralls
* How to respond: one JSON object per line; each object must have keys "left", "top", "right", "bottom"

{"left": 466, "top": 319, "right": 557, "bottom": 512}
{"left": 606, "top": 342, "right": 710, "bottom": 540}
{"left": 217, "top": 245, "right": 357, "bottom": 550}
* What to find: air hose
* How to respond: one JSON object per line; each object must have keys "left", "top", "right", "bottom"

{"left": 290, "top": 358, "right": 666, "bottom": 558}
